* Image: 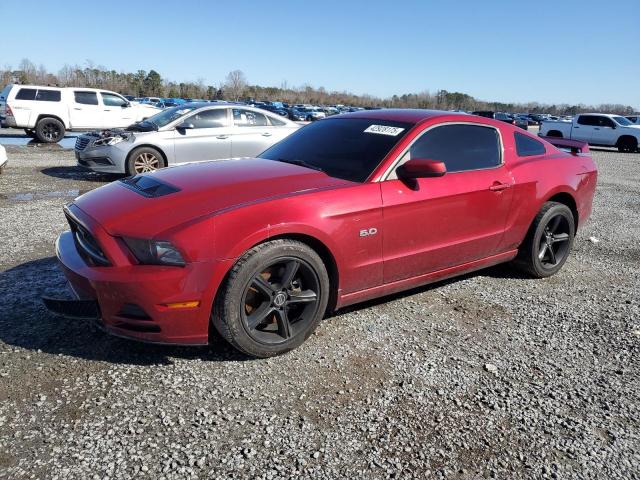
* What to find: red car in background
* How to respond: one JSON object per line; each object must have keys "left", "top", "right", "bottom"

{"left": 44, "top": 110, "right": 597, "bottom": 357}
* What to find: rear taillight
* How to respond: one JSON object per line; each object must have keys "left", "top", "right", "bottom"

{"left": 5, "top": 105, "right": 13, "bottom": 117}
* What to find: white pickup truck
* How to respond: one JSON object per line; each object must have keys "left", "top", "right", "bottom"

{"left": 539, "top": 113, "right": 640, "bottom": 153}
{"left": 0, "top": 85, "right": 161, "bottom": 143}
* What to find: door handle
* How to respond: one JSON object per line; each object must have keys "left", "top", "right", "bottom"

{"left": 594, "top": 127, "right": 600, "bottom": 130}
{"left": 74, "top": 108, "right": 82, "bottom": 110}
{"left": 261, "top": 132, "right": 272, "bottom": 137}
{"left": 216, "top": 135, "right": 229, "bottom": 139}
{"left": 489, "top": 182, "right": 512, "bottom": 192}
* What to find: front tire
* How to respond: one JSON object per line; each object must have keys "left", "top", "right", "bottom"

{"left": 514, "top": 202, "right": 575, "bottom": 278}
{"left": 126, "top": 146, "right": 165, "bottom": 175}
{"left": 35, "top": 117, "right": 65, "bottom": 143}
{"left": 213, "top": 240, "right": 330, "bottom": 358}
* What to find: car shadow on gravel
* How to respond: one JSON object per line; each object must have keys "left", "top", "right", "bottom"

{"left": 0, "top": 257, "right": 248, "bottom": 365}
{"left": 40, "top": 166, "right": 121, "bottom": 183}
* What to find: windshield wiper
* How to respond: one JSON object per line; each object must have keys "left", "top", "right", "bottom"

{"left": 275, "top": 158, "right": 324, "bottom": 172}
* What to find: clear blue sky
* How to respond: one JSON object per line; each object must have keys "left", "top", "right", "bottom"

{"left": 1, "top": 0, "right": 638, "bottom": 108}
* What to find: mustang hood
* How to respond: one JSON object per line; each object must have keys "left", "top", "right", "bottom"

{"left": 72, "top": 158, "right": 353, "bottom": 237}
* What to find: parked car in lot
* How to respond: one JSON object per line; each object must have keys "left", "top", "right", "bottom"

{"left": 0, "top": 144, "right": 7, "bottom": 172}
{"left": 287, "top": 108, "right": 307, "bottom": 121}
{"left": 260, "top": 104, "right": 289, "bottom": 117}
{"left": 139, "top": 97, "right": 161, "bottom": 104}
{"left": 45, "top": 109, "right": 597, "bottom": 358}
{"left": 297, "top": 107, "right": 326, "bottom": 121}
{"left": 472, "top": 111, "right": 520, "bottom": 127}
{"left": 0, "top": 84, "right": 161, "bottom": 143}
{"left": 74, "top": 103, "right": 299, "bottom": 175}
{"left": 540, "top": 113, "right": 640, "bottom": 152}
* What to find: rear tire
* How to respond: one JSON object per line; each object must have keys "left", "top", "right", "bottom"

{"left": 126, "top": 146, "right": 165, "bottom": 175}
{"left": 546, "top": 130, "right": 562, "bottom": 138}
{"left": 212, "top": 240, "right": 330, "bottom": 358}
{"left": 617, "top": 136, "right": 638, "bottom": 153}
{"left": 35, "top": 117, "right": 65, "bottom": 143}
{"left": 514, "top": 202, "right": 575, "bottom": 278}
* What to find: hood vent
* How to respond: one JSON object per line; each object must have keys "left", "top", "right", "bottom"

{"left": 119, "top": 175, "right": 180, "bottom": 198}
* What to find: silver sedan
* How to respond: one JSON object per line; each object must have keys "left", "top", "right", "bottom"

{"left": 74, "top": 103, "right": 300, "bottom": 175}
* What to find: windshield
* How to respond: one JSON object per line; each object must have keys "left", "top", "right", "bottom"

{"left": 144, "top": 104, "right": 200, "bottom": 128}
{"left": 259, "top": 118, "right": 413, "bottom": 182}
{"left": 613, "top": 116, "right": 633, "bottom": 126}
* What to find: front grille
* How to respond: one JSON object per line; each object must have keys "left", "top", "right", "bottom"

{"left": 75, "top": 136, "right": 91, "bottom": 151}
{"left": 64, "top": 208, "right": 110, "bottom": 266}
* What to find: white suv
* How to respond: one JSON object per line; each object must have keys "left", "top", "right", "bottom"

{"left": 0, "top": 85, "right": 161, "bottom": 143}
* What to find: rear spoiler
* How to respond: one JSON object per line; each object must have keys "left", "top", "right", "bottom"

{"left": 540, "top": 136, "right": 590, "bottom": 154}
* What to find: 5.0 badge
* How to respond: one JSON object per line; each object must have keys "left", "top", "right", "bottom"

{"left": 359, "top": 228, "right": 378, "bottom": 237}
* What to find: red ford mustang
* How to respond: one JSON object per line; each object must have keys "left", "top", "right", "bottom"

{"left": 44, "top": 110, "right": 597, "bottom": 357}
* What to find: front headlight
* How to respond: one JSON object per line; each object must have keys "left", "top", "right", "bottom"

{"left": 122, "top": 237, "right": 186, "bottom": 266}
{"left": 94, "top": 136, "right": 125, "bottom": 147}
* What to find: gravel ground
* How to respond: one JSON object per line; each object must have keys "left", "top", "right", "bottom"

{"left": 0, "top": 133, "right": 638, "bottom": 479}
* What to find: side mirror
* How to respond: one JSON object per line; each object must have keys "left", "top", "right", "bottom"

{"left": 611, "top": 124, "right": 617, "bottom": 129}
{"left": 176, "top": 122, "right": 195, "bottom": 131}
{"left": 122, "top": 102, "right": 131, "bottom": 108}
{"left": 397, "top": 159, "right": 446, "bottom": 179}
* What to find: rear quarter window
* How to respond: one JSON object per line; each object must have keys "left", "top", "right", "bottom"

{"left": 268, "top": 115, "right": 286, "bottom": 126}
{"left": 35, "top": 89, "right": 61, "bottom": 102}
{"left": 515, "top": 132, "right": 546, "bottom": 156}
{"left": 15, "top": 88, "right": 37, "bottom": 100}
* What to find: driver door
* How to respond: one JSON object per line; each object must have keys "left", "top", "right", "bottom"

{"left": 173, "top": 108, "right": 232, "bottom": 162}
{"left": 381, "top": 123, "right": 514, "bottom": 283}
{"left": 590, "top": 116, "right": 617, "bottom": 146}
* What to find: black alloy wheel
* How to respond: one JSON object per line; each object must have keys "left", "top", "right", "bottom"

{"left": 242, "top": 257, "right": 320, "bottom": 344}
{"left": 514, "top": 201, "right": 575, "bottom": 278}
{"left": 35, "top": 117, "right": 65, "bottom": 143}
{"left": 537, "top": 214, "right": 571, "bottom": 268}
{"left": 213, "top": 239, "right": 330, "bottom": 357}
{"left": 41, "top": 122, "right": 61, "bottom": 141}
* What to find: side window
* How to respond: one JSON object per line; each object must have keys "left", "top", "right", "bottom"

{"left": 233, "top": 108, "right": 268, "bottom": 127}
{"left": 268, "top": 115, "right": 286, "bottom": 126}
{"left": 101, "top": 92, "right": 127, "bottom": 107}
{"left": 35, "top": 89, "right": 61, "bottom": 102}
{"left": 597, "top": 116, "right": 615, "bottom": 128}
{"left": 577, "top": 115, "right": 597, "bottom": 126}
{"left": 187, "top": 109, "right": 228, "bottom": 128}
{"left": 628, "top": 116, "right": 638, "bottom": 123}
{"left": 399, "top": 124, "right": 501, "bottom": 174}
{"left": 15, "top": 88, "right": 37, "bottom": 100}
{"left": 514, "top": 132, "right": 546, "bottom": 157}
{"left": 74, "top": 91, "right": 98, "bottom": 105}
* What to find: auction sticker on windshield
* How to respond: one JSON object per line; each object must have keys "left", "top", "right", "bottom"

{"left": 364, "top": 125, "right": 405, "bottom": 136}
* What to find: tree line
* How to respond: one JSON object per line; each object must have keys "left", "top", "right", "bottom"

{"left": 0, "top": 58, "right": 635, "bottom": 115}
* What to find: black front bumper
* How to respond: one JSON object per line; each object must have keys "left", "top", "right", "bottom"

{"left": 42, "top": 297, "right": 100, "bottom": 320}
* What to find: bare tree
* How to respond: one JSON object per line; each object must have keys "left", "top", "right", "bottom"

{"left": 225, "top": 70, "right": 247, "bottom": 101}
